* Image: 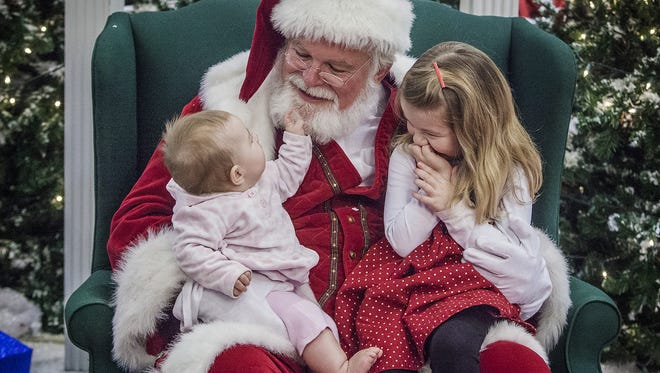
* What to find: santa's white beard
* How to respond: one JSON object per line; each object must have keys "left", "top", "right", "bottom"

{"left": 269, "top": 68, "right": 382, "bottom": 144}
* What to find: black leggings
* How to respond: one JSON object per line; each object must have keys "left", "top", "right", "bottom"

{"left": 381, "top": 306, "right": 498, "bottom": 373}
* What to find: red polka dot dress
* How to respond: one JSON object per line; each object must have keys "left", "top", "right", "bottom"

{"left": 335, "top": 223, "right": 534, "bottom": 372}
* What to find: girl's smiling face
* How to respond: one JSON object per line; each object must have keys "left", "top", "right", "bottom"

{"left": 400, "top": 98, "right": 460, "bottom": 162}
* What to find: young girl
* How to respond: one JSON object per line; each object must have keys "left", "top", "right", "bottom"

{"left": 336, "top": 41, "right": 551, "bottom": 372}
{"left": 162, "top": 109, "right": 382, "bottom": 373}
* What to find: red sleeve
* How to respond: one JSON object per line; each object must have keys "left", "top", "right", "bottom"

{"left": 106, "top": 95, "right": 204, "bottom": 269}
{"left": 518, "top": 0, "right": 540, "bottom": 18}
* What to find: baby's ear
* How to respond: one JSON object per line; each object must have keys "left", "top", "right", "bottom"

{"left": 229, "top": 165, "right": 245, "bottom": 186}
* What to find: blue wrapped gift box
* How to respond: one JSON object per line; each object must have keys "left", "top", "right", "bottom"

{"left": 0, "top": 331, "right": 32, "bottom": 373}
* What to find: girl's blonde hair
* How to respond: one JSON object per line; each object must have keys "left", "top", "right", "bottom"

{"left": 162, "top": 110, "right": 238, "bottom": 195}
{"left": 396, "top": 41, "right": 543, "bottom": 223}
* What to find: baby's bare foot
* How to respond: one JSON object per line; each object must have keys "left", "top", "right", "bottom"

{"left": 346, "top": 347, "right": 382, "bottom": 373}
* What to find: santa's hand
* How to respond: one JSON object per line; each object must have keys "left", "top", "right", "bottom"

{"left": 232, "top": 271, "right": 252, "bottom": 297}
{"left": 463, "top": 217, "right": 552, "bottom": 319}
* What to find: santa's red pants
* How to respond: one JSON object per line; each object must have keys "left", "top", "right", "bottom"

{"left": 207, "top": 341, "right": 550, "bottom": 373}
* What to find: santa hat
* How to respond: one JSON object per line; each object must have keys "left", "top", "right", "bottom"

{"left": 239, "top": 0, "right": 415, "bottom": 102}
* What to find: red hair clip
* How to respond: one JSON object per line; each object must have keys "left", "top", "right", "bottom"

{"left": 433, "top": 62, "right": 446, "bottom": 88}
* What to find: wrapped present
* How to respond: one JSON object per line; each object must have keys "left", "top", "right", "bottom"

{"left": 0, "top": 330, "right": 32, "bottom": 373}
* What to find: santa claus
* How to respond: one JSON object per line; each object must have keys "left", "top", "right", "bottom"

{"left": 108, "top": 0, "right": 571, "bottom": 372}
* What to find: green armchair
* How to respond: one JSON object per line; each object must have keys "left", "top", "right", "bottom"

{"left": 64, "top": 0, "right": 621, "bottom": 372}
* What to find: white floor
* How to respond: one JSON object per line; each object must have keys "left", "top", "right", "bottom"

{"left": 21, "top": 334, "right": 68, "bottom": 373}
{"left": 22, "top": 333, "right": 643, "bottom": 373}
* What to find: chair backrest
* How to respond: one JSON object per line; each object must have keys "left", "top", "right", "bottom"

{"left": 91, "top": 0, "right": 258, "bottom": 271}
{"left": 91, "top": 0, "right": 576, "bottom": 271}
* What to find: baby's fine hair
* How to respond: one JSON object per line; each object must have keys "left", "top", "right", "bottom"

{"left": 397, "top": 41, "right": 543, "bottom": 223}
{"left": 162, "top": 110, "right": 237, "bottom": 195}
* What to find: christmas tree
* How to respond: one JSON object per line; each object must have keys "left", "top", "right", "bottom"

{"left": 533, "top": 0, "right": 659, "bottom": 370}
{"left": 0, "top": 0, "right": 65, "bottom": 333}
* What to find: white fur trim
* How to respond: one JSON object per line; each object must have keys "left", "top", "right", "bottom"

{"left": 111, "top": 228, "right": 299, "bottom": 372}
{"left": 424, "top": 320, "right": 551, "bottom": 373}
{"left": 201, "top": 50, "right": 277, "bottom": 160}
{"left": 534, "top": 229, "right": 572, "bottom": 350}
{"left": 482, "top": 321, "right": 549, "bottom": 364}
{"left": 111, "top": 228, "right": 185, "bottom": 371}
{"left": 160, "top": 322, "right": 297, "bottom": 373}
{"left": 391, "top": 54, "right": 416, "bottom": 86}
{"left": 200, "top": 51, "right": 250, "bottom": 122}
{"left": 272, "top": 0, "right": 415, "bottom": 57}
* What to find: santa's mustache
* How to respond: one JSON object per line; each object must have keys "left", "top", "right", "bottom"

{"left": 287, "top": 75, "right": 339, "bottom": 104}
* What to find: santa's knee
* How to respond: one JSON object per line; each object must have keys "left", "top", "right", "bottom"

{"left": 479, "top": 340, "right": 551, "bottom": 373}
{"left": 208, "top": 345, "right": 303, "bottom": 373}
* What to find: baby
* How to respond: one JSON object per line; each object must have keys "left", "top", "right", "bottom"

{"left": 162, "top": 109, "right": 381, "bottom": 373}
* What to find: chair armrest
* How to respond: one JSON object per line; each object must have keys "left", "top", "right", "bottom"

{"left": 65, "top": 269, "right": 125, "bottom": 372}
{"left": 549, "top": 276, "right": 621, "bottom": 373}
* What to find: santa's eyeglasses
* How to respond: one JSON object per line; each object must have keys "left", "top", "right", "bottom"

{"left": 284, "top": 49, "right": 372, "bottom": 88}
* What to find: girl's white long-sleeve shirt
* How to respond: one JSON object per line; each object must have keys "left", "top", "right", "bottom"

{"left": 384, "top": 145, "right": 533, "bottom": 259}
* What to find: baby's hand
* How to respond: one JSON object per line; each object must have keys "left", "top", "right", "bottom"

{"left": 233, "top": 271, "right": 251, "bottom": 297}
{"left": 283, "top": 106, "right": 309, "bottom": 135}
